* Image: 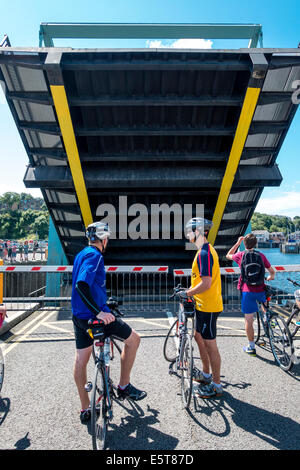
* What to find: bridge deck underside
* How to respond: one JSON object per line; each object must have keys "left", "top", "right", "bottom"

{"left": 0, "top": 48, "right": 299, "bottom": 267}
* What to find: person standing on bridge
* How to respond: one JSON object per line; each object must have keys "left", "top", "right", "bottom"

{"left": 226, "top": 233, "right": 275, "bottom": 356}
{"left": 71, "top": 221, "right": 147, "bottom": 424}
{"left": 184, "top": 217, "right": 224, "bottom": 399}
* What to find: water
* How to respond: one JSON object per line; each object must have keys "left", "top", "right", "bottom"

{"left": 258, "top": 248, "right": 300, "bottom": 296}
{"left": 259, "top": 248, "right": 300, "bottom": 267}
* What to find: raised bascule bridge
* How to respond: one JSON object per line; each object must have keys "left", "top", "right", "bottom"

{"left": 0, "top": 24, "right": 300, "bottom": 275}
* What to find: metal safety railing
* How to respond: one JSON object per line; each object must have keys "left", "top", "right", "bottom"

{"left": 0, "top": 265, "right": 169, "bottom": 313}
{"left": 173, "top": 265, "right": 300, "bottom": 313}
{"left": 1, "top": 264, "right": 300, "bottom": 315}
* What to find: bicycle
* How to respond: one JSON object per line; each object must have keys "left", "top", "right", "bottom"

{"left": 285, "top": 278, "right": 300, "bottom": 338}
{"left": 163, "top": 285, "right": 195, "bottom": 409}
{"left": 86, "top": 297, "right": 124, "bottom": 450}
{"left": 0, "top": 310, "right": 7, "bottom": 394}
{"left": 254, "top": 285, "right": 294, "bottom": 372}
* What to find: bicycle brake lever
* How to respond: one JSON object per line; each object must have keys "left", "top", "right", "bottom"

{"left": 113, "top": 308, "right": 124, "bottom": 317}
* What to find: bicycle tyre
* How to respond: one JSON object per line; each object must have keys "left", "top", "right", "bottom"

{"left": 0, "top": 346, "right": 4, "bottom": 393}
{"left": 91, "top": 364, "right": 108, "bottom": 450}
{"left": 286, "top": 305, "right": 300, "bottom": 338}
{"left": 254, "top": 311, "right": 261, "bottom": 344}
{"left": 163, "top": 318, "right": 180, "bottom": 363}
{"left": 268, "top": 315, "right": 294, "bottom": 372}
{"left": 180, "top": 335, "right": 194, "bottom": 410}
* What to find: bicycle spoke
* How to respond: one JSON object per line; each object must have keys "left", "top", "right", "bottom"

{"left": 269, "top": 316, "right": 294, "bottom": 371}
{"left": 181, "top": 336, "right": 193, "bottom": 409}
{"left": 287, "top": 307, "right": 300, "bottom": 338}
{"left": 91, "top": 366, "right": 108, "bottom": 450}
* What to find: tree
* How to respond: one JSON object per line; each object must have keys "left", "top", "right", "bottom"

{"left": 18, "top": 209, "right": 37, "bottom": 237}
{"left": 31, "top": 212, "right": 49, "bottom": 239}
{"left": 0, "top": 192, "right": 20, "bottom": 211}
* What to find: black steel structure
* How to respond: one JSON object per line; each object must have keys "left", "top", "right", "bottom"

{"left": 0, "top": 47, "right": 299, "bottom": 268}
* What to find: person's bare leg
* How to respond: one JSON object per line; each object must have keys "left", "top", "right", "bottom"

{"left": 73, "top": 346, "right": 92, "bottom": 409}
{"left": 204, "top": 339, "right": 221, "bottom": 384}
{"left": 194, "top": 330, "right": 210, "bottom": 375}
{"left": 244, "top": 313, "right": 255, "bottom": 343}
{"left": 119, "top": 330, "right": 140, "bottom": 387}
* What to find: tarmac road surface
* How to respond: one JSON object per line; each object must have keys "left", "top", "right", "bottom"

{"left": 0, "top": 307, "right": 299, "bottom": 450}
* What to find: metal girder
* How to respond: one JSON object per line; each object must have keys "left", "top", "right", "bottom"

{"left": 39, "top": 22, "right": 263, "bottom": 48}
{"left": 67, "top": 95, "right": 243, "bottom": 107}
{"left": 24, "top": 164, "right": 282, "bottom": 189}
{"left": 208, "top": 52, "right": 269, "bottom": 245}
{"left": 29, "top": 148, "right": 277, "bottom": 163}
{"left": 43, "top": 50, "right": 93, "bottom": 228}
{"left": 18, "top": 121, "right": 288, "bottom": 137}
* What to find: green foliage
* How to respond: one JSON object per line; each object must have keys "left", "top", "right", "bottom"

{"left": 0, "top": 192, "right": 49, "bottom": 240}
{"left": 251, "top": 212, "right": 300, "bottom": 234}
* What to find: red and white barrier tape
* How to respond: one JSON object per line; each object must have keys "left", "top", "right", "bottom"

{"left": 173, "top": 265, "right": 300, "bottom": 276}
{"left": 0, "top": 265, "right": 299, "bottom": 274}
{"left": 0, "top": 265, "right": 169, "bottom": 273}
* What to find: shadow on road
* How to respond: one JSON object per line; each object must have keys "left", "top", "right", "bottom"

{"left": 14, "top": 432, "right": 31, "bottom": 450}
{"left": 188, "top": 380, "right": 300, "bottom": 449}
{"left": 0, "top": 397, "right": 10, "bottom": 426}
{"left": 87, "top": 401, "right": 179, "bottom": 450}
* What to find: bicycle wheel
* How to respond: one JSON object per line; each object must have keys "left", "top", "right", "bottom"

{"left": 180, "top": 335, "right": 194, "bottom": 409}
{"left": 254, "top": 311, "right": 262, "bottom": 344}
{"left": 163, "top": 318, "right": 180, "bottom": 363}
{"left": 286, "top": 306, "right": 300, "bottom": 338}
{"left": 268, "top": 315, "right": 294, "bottom": 372}
{"left": 91, "top": 364, "right": 108, "bottom": 450}
{"left": 0, "top": 346, "right": 4, "bottom": 393}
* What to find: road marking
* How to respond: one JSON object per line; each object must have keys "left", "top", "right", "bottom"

{"left": 41, "top": 321, "right": 73, "bottom": 334}
{"left": 128, "top": 318, "right": 171, "bottom": 330}
{"left": 2, "top": 310, "right": 56, "bottom": 356}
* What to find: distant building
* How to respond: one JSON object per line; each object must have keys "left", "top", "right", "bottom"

{"left": 252, "top": 230, "right": 270, "bottom": 242}
{"left": 270, "top": 232, "right": 286, "bottom": 243}
{"left": 0, "top": 198, "right": 44, "bottom": 212}
{"left": 19, "top": 198, "right": 44, "bottom": 211}
{"left": 289, "top": 231, "right": 300, "bottom": 241}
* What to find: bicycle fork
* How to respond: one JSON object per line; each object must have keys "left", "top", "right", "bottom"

{"left": 85, "top": 368, "right": 114, "bottom": 421}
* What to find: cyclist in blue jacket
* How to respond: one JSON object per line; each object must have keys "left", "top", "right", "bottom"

{"left": 71, "top": 221, "right": 147, "bottom": 424}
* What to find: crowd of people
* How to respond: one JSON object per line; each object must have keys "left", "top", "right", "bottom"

{"left": 0, "top": 240, "right": 47, "bottom": 263}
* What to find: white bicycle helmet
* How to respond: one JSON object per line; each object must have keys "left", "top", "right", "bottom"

{"left": 185, "top": 217, "right": 213, "bottom": 238}
{"left": 86, "top": 221, "right": 111, "bottom": 242}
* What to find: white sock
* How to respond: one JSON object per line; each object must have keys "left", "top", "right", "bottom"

{"left": 212, "top": 381, "right": 222, "bottom": 389}
{"left": 203, "top": 372, "right": 212, "bottom": 379}
{"left": 118, "top": 383, "right": 129, "bottom": 390}
{"left": 249, "top": 341, "right": 255, "bottom": 349}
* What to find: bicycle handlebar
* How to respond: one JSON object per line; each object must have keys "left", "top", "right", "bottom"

{"left": 169, "top": 284, "right": 188, "bottom": 300}
{"left": 106, "top": 297, "right": 124, "bottom": 317}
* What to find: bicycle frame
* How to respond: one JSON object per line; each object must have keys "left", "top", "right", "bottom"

{"left": 92, "top": 338, "right": 118, "bottom": 418}
{"left": 170, "top": 302, "right": 195, "bottom": 371}
{"left": 255, "top": 296, "right": 294, "bottom": 371}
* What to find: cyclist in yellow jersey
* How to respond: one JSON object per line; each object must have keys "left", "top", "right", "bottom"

{"left": 185, "top": 217, "right": 223, "bottom": 399}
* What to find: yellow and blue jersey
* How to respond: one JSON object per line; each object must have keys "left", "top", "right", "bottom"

{"left": 191, "top": 243, "right": 223, "bottom": 313}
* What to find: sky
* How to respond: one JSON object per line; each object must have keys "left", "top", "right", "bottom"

{"left": 0, "top": 0, "right": 299, "bottom": 217}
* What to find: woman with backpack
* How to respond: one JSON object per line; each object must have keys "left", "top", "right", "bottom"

{"left": 226, "top": 233, "right": 275, "bottom": 356}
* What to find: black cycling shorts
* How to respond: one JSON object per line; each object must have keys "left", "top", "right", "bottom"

{"left": 72, "top": 315, "right": 132, "bottom": 350}
{"left": 195, "top": 310, "right": 221, "bottom": 340}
